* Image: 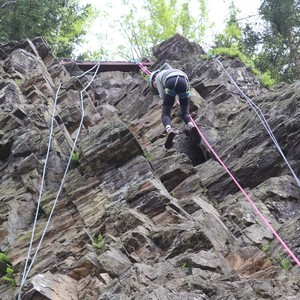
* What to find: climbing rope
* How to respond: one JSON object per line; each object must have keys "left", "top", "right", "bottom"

{"left": 191, "top": 117, "right": 300, "bottom": 268}
{"left": 18, "top": 61, "right": 101, "bottom": 299}
{"left": 138, "top": 62, "right": 300, "bottom": 267}
{"left": 138, "top": 62, "right": 151, "bottom": 76}
{"left": 211, "top": 55, "right": 300, "bottom": 188}
{"left": 19, "top": 82, "right": 62, "bottom": 297}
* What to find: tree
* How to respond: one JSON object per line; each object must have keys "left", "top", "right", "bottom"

{"left": 0, "top": 0, "right": 96, "bottom": 57}
{"left": 243, "top": 0, "right": 300, "bottom": 83}
{"left": 53, "top": 2, "right": 97, "bottom": 58}
{"left": 211, "top": 1, "right": 276, "bottom": 88}
{"left": 118, "top": 0, "right": 210, "bottom": 60}
{"left": 213, "top": 1, "right": 243, "bottom": 51}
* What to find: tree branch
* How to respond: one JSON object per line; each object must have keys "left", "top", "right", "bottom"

{"left": 1, "top": 1, "right": 17, "bottom": 9}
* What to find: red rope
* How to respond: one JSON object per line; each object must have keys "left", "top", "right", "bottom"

{"left": 138, "top": 62, "right": 300, "bottom": 267}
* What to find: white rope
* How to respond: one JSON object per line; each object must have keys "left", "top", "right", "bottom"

{"left": 212, "top": 55, "right": 300, "bottom": 187}
{"left": 19, "top": 83, "right": 62, "bottom": 294}
{"left": 18, "top": 61, "right": 101, "bottom": 299}
{"left": 76, "top": 60, "right": 101, "bottom": 78}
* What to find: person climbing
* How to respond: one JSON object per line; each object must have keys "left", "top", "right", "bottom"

{"left": 149, "top": 63, "right": 201, "bottom": 149}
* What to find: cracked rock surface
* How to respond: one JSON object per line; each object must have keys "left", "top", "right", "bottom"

{"left": 0, "top": 35, "right": 300, "bottom": 299}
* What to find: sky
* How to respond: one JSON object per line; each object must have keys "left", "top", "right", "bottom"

{"left": 77, "top": 0, "right": 261, "bottom": 59}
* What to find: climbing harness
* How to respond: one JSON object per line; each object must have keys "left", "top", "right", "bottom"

{"left": 18, "top": 61, "right": 101, "bottom": 299}
{"left": 164, "top": 74, "right": 190, "bottom": 98}
{"left": 164, "top": 88, "right": 190, "bottom": 98}
{"left": 138, "top": 61, "right": 300, "bottom": 268}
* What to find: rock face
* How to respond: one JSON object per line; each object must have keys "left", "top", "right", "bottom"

{"left": 1, "top": 35, "right": 300, "bottom": 299}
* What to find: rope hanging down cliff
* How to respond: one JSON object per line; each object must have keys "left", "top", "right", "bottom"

{"left": 211, "top": 54, "right": 300, "bottom": 188}
{"left": 18, "top": 61, "right": 101, "bottom": 299}
{"left": 138, "top": 61, "right": 300, "bottom": 268}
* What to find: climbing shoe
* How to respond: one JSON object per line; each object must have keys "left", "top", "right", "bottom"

{"left": 188, "top": 122, "right": 201, "bottom": 145}
{"left": 165, "top": 127, "right": 175, "bottom": 149}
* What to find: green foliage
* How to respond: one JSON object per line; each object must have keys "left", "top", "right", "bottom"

{"left": 240, "top": 0, "right": 300, "bottom": 83}
{"left": 260, "top": 71, "right": 276, "bottom": 88}
{"left": 211, "top": 46, "right": 275, "bottom": 88}
{"left": 170, "top": 191, "right": 176, "bottom": 197}
{"left": 0, "top": 0, "right": 97, "bottom": 57}
{"left": 0, "top": 275, "right": 16, "bottom": 287}
{"left": 71, "top": 151, "right": 81, "bottom": 162}
{"left": 92, "top": 234, "right": 105, "bottom": 250}
{"left": 54, "top": 3, "right": 98, "bottom": 58}
{"left": 210, "top": 0, "right": 278, "bottom": 88}
{"left": 6, "top": 266, "right": 14, "bottom": 276}
{"left": 261, "top": 243, "right": 270, "bottom": 255}
{"left": 213, "top": 1, "right": 242, "bottom": 49}
{"left": 0, "top": 252, "right": 16, "bottom": 287}
{"left": 261, "top": 244, "right": 290, "bottom": 271}
{"left": 0, "top": 252, "right": 9, "bottom": 264}
{"left": 144, "top": 151, "right": 153, "bottom": 162}
{"left": 279, "top": 256, "right": 290, "bottom": 271}
{"left": 179, "top": 262, "right": 188, "bottom": 269}
{"left": 201, "top": 53, "right": 213, "bottom": 61}
{"left": 214, "top": 23, "right": 242, "bottom": 49}
{"left": 211, "top": 47, "right": 247, "bottom": 63}
{"left": 77, "top": 49, "right": 104, "bottom": 61}
{"left": 12, "top": 77, "right": 22, "bottom": 85}
{"left": 118, "top": 0, "right": 211, "bottom": 60}
{"left": 140, "top": 72, "right": 150, "bottom": 81}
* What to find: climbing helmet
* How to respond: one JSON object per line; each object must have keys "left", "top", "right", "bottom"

{"left": 149, "top": 70, "right": 159, "bottom": 89}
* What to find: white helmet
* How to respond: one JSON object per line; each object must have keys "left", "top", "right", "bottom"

{"left": 148, "top": 70, "right": 159, "bottom": 89}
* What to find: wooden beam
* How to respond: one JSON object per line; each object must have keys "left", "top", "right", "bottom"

{"left": 61, "top": 60, "right": 152, "bottom": 73}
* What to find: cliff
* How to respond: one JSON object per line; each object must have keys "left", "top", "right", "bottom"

{"left": 0, "top": 35, "right": 300, "bottom": 299}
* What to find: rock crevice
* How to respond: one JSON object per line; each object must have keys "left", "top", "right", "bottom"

{"left": 0, "top": 35, "right": 300, "bottom": 299}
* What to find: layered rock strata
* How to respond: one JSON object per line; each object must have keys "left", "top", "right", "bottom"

{"left": 0, "top": 35, "right": 300, "bottom": 299}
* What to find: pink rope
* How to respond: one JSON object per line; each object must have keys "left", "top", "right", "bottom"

{"left": 138, "top": 62, "right": 151, "bottom": 76}
{"left": 138, "top": 62, "right": 300, "bottom": 267}
{"left": 191, "top": 118, "right": 300, "bottom": 267}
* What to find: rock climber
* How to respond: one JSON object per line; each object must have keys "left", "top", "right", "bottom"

{"left": 149, "top": 63, "right": 201, "bottom": 149}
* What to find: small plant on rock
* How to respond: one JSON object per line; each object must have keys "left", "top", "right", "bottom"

{"left": 179, "top": 262, "right": 188, "bottom": 270}
{"left": 13, "top": 77, "right": 21, "bottom": 85}
{"left": 144, "top": 151, "right": 153, "bottom": 162}
{"left": 261, "top": 244, "right": 290, "bottom": 271}
{"left": 0, "top": 252, "right": 16, "bottom": 287}
{"left": 71, "top": 150, "right": 81, "bottom": 162}
{"left": 279, "top": 256, "right": 290, "bottom": 271}
{"left": 140, "top": 72, "right": 149, "bottom": 81}
{"left": 261, "top": 243, "right": 270, "bottom": 255}
{"left": 92, "top": 234, "right": 105, "bottom": 250}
